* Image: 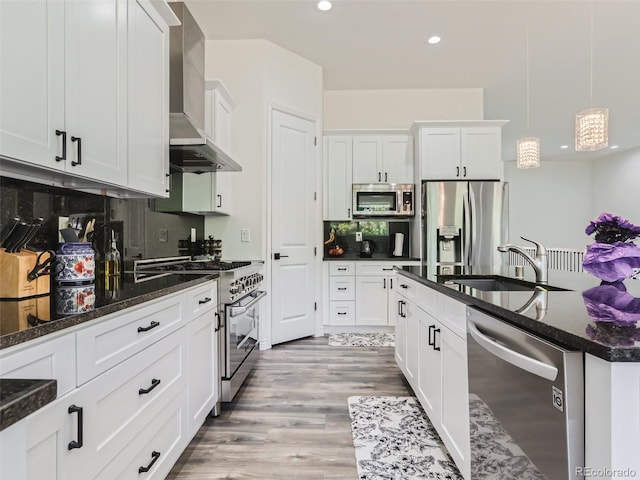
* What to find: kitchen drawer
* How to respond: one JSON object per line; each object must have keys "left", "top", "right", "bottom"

{"left": 436, "top": 292, "right": 468, "bottom": 339}
{"left": 93, "top": 389, "right": 187, "bottom": 480}
{"left": 0, "top": 332, "right": 76, "bottom": 396}
{"left": 76, "top": 294, "right": 185, "bottom": 385}
{"left": 395, "top": 276, "right": 417, "bottom": 302}
{"left": 415, "top": 282, "right": 438, "bottom": 318}
{"left": 329, "top": 261, "right": 355, "bottom": 276}
{"left": 355, "top": 263, "right": 397, "bottom": 276}
{"left": 82, "top": 328, "right": 186, "bottom": 476}
{"left": 329, "top": 301, "right": 355, "bottom": 326}
{"left": 187, "top": 281, "right": 217, "bottom": 317}
{"left": 329, "top": 276, "right": 355, "bottom": 301}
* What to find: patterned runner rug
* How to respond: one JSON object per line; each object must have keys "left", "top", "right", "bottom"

{"left": 348, "top": 396, "right": 462, "bottom": 480}
{"left": 328, "top": 333, "right": 395, "bottom": 347}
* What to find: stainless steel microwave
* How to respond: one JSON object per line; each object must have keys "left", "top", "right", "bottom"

{"left": 352, "top": 183, "right": 414, "bottom": 217}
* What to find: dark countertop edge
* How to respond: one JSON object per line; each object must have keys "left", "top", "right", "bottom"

{"left": 0, "top": 274, "right": 217, "bottom": 351}
{"left": 323, "top": 256, "right": 421, "bottom": 262}
{"left": 396, "top": 268, "right": 639, "bottom": 363}
{"left": 0, "top": 379, "right": 57, "bottom": 431}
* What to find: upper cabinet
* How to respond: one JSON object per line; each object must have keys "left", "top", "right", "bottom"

{"left": 352, "top": 134, "right": 413, "bottom": 184}
{"left": 0, "top": 0, "right": 177, "bottom": 197}
{"left": 323, "top": 131, "right": 413, "bottom": 221}
{"left": 413, "top": 121, "right": 508, "bottom": 181}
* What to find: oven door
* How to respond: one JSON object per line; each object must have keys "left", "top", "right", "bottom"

{"left": 224, "top": 290, "right": 266, "bottom": 379}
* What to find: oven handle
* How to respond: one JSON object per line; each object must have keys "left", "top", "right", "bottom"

{"left": 468, "top": 321, "right": 558, "bottom": 381}
{"left": 228, "top": 290, "right": 267, "bottom": 318}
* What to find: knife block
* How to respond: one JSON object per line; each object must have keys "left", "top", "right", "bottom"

{"left": 0, "top": 295, "right": 51, "bottom": 335}
{"left": 0, "top": 249, "right": 51, "bottom": 299}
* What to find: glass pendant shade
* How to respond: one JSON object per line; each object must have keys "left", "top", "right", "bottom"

{"left": 516, "top": 137, "right": 541, "bottom": 169}
{"left": 575, "top": 108, "right": 609, "bottom": 151}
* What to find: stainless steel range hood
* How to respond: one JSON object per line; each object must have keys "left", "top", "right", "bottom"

{"left": 169, "top": 2, "right": 241, "bottom": 173}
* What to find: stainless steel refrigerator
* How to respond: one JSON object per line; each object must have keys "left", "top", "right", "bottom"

{"left": 422, "top": 181, "right": 508, "bottom": 272}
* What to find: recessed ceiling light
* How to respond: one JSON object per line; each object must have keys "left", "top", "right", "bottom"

{"left": 317, "top": 0, "right": 332, "bottom": 11}
{"left": 560, "top": 145, "right": 569, "bottom": 149}
{"left": 610, "top": 145, "right": 619, "bottom": 149}
{"left": 426, "top": 35, "right": 441, "bottom": 45}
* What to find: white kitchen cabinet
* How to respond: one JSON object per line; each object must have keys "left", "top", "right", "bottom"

{"left": 352, "top": 135, "right": 413, "bottom": 184}
{"left": 327, "top": 261, "right": 356, "bottom": 325}
{"left": 413, "top": 121, "right": 506, "bottom": 181}
{"left": 416, "top": 306, "right": 441, "bottom": 422}
{"left": 127, "top": 0, "right": 171, "bottom": 197}
{"left": 0, "top": 0, "right": 175, "bottom": 197}
{"left": 355, "top": 263, "right": 398, "bottom": 326}
{"left": 323, "top": 136, "right": 353, "bottom": 221}
{"left": 393, "top": 290, "right": 407, "bottom": 371}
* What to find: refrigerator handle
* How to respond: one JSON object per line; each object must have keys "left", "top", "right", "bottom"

{"left": 463, "top": 186, "right": 472, "bottom": 265}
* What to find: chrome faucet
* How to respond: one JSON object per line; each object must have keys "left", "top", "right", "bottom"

{"left": 497, "top": 236, "right": 548, "bottom": 284}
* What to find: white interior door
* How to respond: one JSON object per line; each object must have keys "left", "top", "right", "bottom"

{"left": 271, "top": 109, "right": 316, "bottom": 345}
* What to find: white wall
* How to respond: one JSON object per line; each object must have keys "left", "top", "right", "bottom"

{"left": 591, "top": 147, "right": 640, "bottom": 223}
{"left": 203, "top": 39, "right": 322, "bottom": 261}
{"left": 323, "top": 88, "right": 484, "bottom": 130}
{"left": 504, "top": 158, "right": 593, "bottom": 249}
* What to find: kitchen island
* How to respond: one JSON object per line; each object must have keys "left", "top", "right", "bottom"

{"left": 396, "top": 264, "right": 640, "bottom": 479}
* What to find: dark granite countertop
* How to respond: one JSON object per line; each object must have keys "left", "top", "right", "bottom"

{"left": 0, "top": 272, "right": 217, "bottom": 350}
{"left": 397, "top": 265, "right": 640, "bottom": 362}
{"left": 324, "top": 255, "right": 420, "bottom": 262}
{"left": 0, "top": 378, "right": 57, "bottom": 431}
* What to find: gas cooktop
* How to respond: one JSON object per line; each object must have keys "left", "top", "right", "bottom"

{"left": 133, "top": 257, "right": 255, "bottom": 281}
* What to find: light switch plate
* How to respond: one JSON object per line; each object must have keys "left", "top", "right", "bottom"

{"left": 159, "top": 229, "right": 168, "bottom": 242}
{"left": 241, "top": 228, "right": 251, "bottom": 242}
{"left": 356, "top": 231, "right": 362, "bottom": 242}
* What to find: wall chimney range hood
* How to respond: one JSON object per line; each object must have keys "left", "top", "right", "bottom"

{"left": 168, "top": 2, "right": 241, "bottom": 173}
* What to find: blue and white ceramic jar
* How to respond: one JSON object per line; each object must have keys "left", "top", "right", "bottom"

{"left": 55, "top": 242, "right": 95, "bottom": 283}
{"left": 54, "top": 283, "right": 96, "bottom": 315}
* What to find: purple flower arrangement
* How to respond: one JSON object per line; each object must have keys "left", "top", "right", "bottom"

{"left": 582, "top": 213, "right": 640, "bottom": 283}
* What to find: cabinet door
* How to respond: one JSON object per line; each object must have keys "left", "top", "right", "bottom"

{"left": 393, "top": 292, "right": 407, "bottom": 372}
{"left": 0, "top": 0, "right": 65, "bottom": 169}
{"left": 382, "top": 135, "right": 413, "bottom": 184}
{"left": 324, "top": 136, "right": 353, "bottom": 220}
{"left": 187, "top": 312, "right": 217, "bottom": 439}
{"left": 420, "top": 128, "right": 461, "bottom": 180}
{"left": 417, "top": 307, "right": 441, "bottom": 423}
{"left": 182, "top": 172, "right": 215, "bottom": 213}
{"left": 64, "top": 0, "right": 127, "bottom": 185}
{"left": 404, "top": 299, "right": 419, "bottom": 388}
{"left": 127, "top": 0, "right": 170, "bottom": 197}
{"left": 460, "top": 127, "right": 502, "bottom": 180}
{"left": 355, "top": 275, "right": 388, "bottom": 325}
{"left": 440, "top": 326, "right": 470, "bottom": 479}
{"left": 352, "top": 136, "right": 382, "bottom": 183}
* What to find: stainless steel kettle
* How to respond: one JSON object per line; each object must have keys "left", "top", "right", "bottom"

{"left": 360, "top": 239, "right": 376, "bottom": 258}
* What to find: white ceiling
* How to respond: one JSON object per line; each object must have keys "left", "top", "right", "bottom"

{"left": 184, "top": 0, "right": 640, "bottom": 162}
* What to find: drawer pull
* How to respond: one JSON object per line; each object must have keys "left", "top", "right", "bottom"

{"left": 428, "top": 324, "right": 436, "bottom": 346}
{"left": 337, "top": 287, "right": 347, "bottom": 291}
{"left": 67, "top": 405, "right": 84, "bottom": 450}
{"left": 337, "top": 267, "right": 347, "bottom": 271}
{"left": 383, "top": 267, "right": 393, "bottom": 271}
{"left": 138, "top": 321, "right": 160, "bottom": 333}
{"left": 138, "top": 378, "right": 161, "bottom": 395}
{"left": 337, "top": 312, "right": 347, "bottom": 315}
{"left": 433, "top": 328, "right": 441, "bottom": 351}
{"left": 400, "top": 284, "right": 408, "bottom": 289}
{"left": 198, "top": 297, "right": 212, "bottom": 304}
{"left": 138, "top": 451, "right": 161, "bottom": 474}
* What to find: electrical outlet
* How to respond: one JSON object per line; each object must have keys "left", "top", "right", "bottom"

{"left": 159, "top": 229, "right": 168, "bottom": 242}
{"left": 356, "top": 231, "right": 362, "bottom": 242}
{"left": 241, "top": 228, "right": 251, "bottom": 242}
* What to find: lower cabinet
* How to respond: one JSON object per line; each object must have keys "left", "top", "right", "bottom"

{"left": 0, "top": 280, "right": 218, "bottom": 479}
{"left": 395, "top": 275, "right": 470, "bottom": 480}
{"left": 355, "top": 275, "right": 394, "bottom": 326}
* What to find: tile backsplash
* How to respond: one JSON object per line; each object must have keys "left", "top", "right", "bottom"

{"left": 0, "top": 176, "right": 203, "bottom": 263}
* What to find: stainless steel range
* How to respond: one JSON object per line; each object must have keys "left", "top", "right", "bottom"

{"left": 133, "top": 256, "right": 266, "bottom": 412}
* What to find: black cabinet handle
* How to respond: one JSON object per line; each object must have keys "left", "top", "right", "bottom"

{"left": 70, "top": 136, "right": 82, "bottom": 166}
{"left": 400, "top": 284, "right": 408, "bottom": 289}
{"left": 217, "top": 194, "right": 222, "bottom": 208}
{"left": 398, "top": 300, "right": 405, "bottom": 317}
{"left": 463, "top": 166, "right": 467, "bottom": 177}
{"left": 337, "top": 267, "right": 347, "bottom": 271}
{"left": 383, "top": 278, "right": 386, "bottom": 289}
{"left": 347, "top": 208, "right": 351, "bottom": 217}
{"left": 55, "top": 130, "right": 66, "bottom": 162}
{"left": 138, "top": 321, "right": 160, "bottom": 333}
{"left": 428, "top": 324, "right": 436, "bottom": 347}
{"left": 138, "top": 451, "right": 161, "bottom": 474}
{"left": 67, "top": 405, "right": 83, "bottom": 450}
{"left": 433, "top": 328, "right": 441, "bottom": 351}
{"left": 378, "top": 172, "right": 381, "bottom": 182}
{"left": 138, "top": 378, "right": 161, "bottom": 395}
{"left": 456, "top": 166, "right": 460, "bottom": 177}
{"left": 214, "top": 311, "right": 221, "bottom": 332}
{"left": 337, "top": 287, "right": 347, "bottom": 291}
{"left": 337, "top": 311, "right": 347, "bottom": 315}
{"left": 389, "top": 278, "right": 393, "bottom": 289}
{"left": 198, "top": 297, "right": 212, "bottom": 304}
{"left": 384, "top": 172, "right": 388, "bottom": 182}
{"left": 165, "top": 173, "right": 171, "bottom": 193}
{"left": 383, "top": 268, "right": 393, "bottom": 271}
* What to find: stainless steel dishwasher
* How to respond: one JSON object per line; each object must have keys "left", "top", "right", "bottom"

{"left": 466, "top": 306, "right": 584, "bottom": 480}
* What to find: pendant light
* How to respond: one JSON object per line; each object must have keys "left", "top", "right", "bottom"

{"left": 575, "top": 1, "right": 609, "bottom": 151}
{"left": 517, "top": 23, "right": 540, "bottom": 169}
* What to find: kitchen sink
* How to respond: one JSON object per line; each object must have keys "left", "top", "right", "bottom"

{"left": 449, "top": 276, "right": 569, "bottom": 292}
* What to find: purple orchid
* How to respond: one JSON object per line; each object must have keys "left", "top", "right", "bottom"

{"left": 585, "top": 213, "right": 640, "bottom": 244}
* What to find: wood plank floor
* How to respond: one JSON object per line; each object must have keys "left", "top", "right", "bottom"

{"left": 166, "top": 335, "right": 413, "bottom": 480}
